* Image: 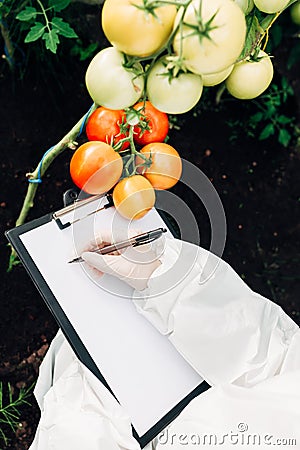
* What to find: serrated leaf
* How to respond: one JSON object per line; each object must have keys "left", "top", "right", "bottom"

{"left": 238, "top": 15, "right": 263, "bottom": 61}
{"left": 24, "top": 22, "right": 45, "bottom": 43}
{"left": 259, "top": 123, "right": 275, "bottom": 140}
{"left": 16, "top": 6, "right": 37, "bottom": 21}
{"left": 48, "top": 0, "right": 71, "bottom": 12}
{"left": 278, "top": 128, "right": 291, "bottom": 147}
{"left": 42, "top": 29, "right": 60, "bottom": 53}
{"left": 52, "top": 17, "right": 78, "bottom": 38}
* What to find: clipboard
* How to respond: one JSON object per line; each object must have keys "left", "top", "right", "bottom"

{"left": 6, "top": 190, "right": 210, "bottom": 448}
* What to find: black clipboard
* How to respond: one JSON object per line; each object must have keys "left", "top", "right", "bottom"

{"left": 6, "top": 191, "right": 210, "bottom": 448}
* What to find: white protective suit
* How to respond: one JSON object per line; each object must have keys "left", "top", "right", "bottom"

{"left": 29, "top": 238, "right": 300, "bottom": 450}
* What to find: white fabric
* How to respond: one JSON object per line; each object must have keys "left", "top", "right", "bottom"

{"left": 29, "top": 238, "right": 300, "bottom": 450}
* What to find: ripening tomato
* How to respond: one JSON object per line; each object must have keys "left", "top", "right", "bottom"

{"left": 254, "top": 0, "right": 289, "bottom": 13}
{"left": 225, "top": 50, "right": 274, "bottom": 99}
{"left": 132, "top": 101, "right": 169, "bottom": 146}
{"left": 173, "top": 0, "right": 246, "bottom": 75}
{"left": 85, "top": 47, "right": 144, "bottom": 109}
{"left": 136, "top": 143, "right": 182, "bottom": 190}
{"left": 101, "top": 0, "right": 177, "bottom": 57}
{"left": 113, "top": 175, "right": 156, "bottom": 220}
{"left": 86, "top": 107, "right": 129, "bottom": 151}
{"left": 70, "top": 141, "right": 123, "bottom": 195}
{"left": 146, "top": 58, "right": 203, "bottom": 114}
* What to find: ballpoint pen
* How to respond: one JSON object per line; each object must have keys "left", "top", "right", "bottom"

{"left": 68, "top": 227, "right": 167, "bottom": 264}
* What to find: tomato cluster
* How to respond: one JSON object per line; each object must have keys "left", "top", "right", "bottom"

{"left": 84, "top": 0, "right": 291, "bottom": 113}
{"left": 70, "top": 102, "right": 182, "bottom": 220}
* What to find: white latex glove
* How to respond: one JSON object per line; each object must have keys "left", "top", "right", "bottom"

{"left": 81, "top": 229, "right": 162, "bottom": 291}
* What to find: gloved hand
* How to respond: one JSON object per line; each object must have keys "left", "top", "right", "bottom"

{"left": 81, "top": 229, "right": 162, "bottom": 291}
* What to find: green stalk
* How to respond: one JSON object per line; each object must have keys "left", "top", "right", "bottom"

{"left": 8, "top": 104, "right": 97, "bottom": 271}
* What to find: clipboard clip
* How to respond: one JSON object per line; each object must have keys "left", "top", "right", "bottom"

{"left": 53, "top": 190, "right": 114, "bottom": 230}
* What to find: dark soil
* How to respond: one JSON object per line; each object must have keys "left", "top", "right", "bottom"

{"left": 0, "top": 6, "right": 299, "bottom": 449}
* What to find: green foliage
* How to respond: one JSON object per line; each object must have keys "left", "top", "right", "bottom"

{"left": 0, "top": 382, "right": 33, "bottom": 448}
{"left": 16, "top": 0, "right": 77, "bottom": 53}
{"left": 227, "top": 77, "right": 297, "bottom": 148}
{"left": 70, "top": 40, "right": 99, "bottom": 62}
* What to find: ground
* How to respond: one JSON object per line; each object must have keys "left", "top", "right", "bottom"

{"left": 0, "top": 6, "right": 299, "bottom": 449}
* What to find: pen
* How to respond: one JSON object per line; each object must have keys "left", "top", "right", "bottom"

{"left": 68, "top": 227, "right": 167, "bottom": 264}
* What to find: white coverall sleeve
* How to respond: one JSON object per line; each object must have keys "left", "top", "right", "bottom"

{"left": 29, "top": 331, "right": 142, "bottom": 450}
{"left": 132, "top": 238, "right": 299, "bottom": 387}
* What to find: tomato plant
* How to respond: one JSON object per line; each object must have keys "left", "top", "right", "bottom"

{"left": 85, "top": 47, "right": 144, "bottom": 109}
{"left": 132, "top": 101, "right": 169, "bottom": 146}
{"left": 70, "top": 141, "right": 123, "bottom": 195}
{"left": 113, "top": 175, "right": 156, "bottom": 220}
{"left": 136, "top": 143, "right": 182, "bottom": 190}
{"left": 225, "top": 50, "right": 274, "bottom": 99}
{"left": 101, "top": 0, "right": 177, "bottom": 57}
{"left": 86, "top": 107, "right": 129, "bottom": 151}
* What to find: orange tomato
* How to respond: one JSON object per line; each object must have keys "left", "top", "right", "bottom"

{"left": 113, "top": 175, "right": 156, "bottom": 220}
{"left": 70, "top": 141, "right": 123, "bottom": 195}
{"left": 136, "top": 142, "right": 182, "bottom": 190}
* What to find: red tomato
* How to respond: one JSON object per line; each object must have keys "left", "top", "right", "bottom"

{"left": 133, "top": 101, "right": 169, "bottom": 146}
{"left": 113, "top": 175, "right": 156, "bottom": 220}
{"left": 136, "top": 142, "right": 182, "bottom": 190}
{"left": 70, "top": 141, "right": 123, "bottom": 195}
{"left": 86, "top": 107, "right": 129, "bottom": 150}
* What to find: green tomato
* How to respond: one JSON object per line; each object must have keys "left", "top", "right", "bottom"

{"left": 225, "top": 50, "right": 274, "bottom": 99}
{"left": 254, "top": 0, "right": 290, "bottom": 13}
{"left": 290, "top": 1, "right": 300, "bottom": 25}
{"left": 146, "top": 59, "right": 203, "bottom": 114}
{"left": 85, "top": 47, "right": 144, "bottom": 109}
{"left": 173, "top": 0, "right": 246, "bottom": 75}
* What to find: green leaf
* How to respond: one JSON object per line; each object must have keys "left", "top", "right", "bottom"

{"left": 278, "top": 128, "right": 291, "bottom": 147}
{"left": 48, "top": 0, "right": 71, "bottom": 12}
{"left": 259, "top": 123, "right": 275, "bottom": 140}
{"left": 71, "top": 41, "right": 99, "bottom": 61}
{"left": 16, "top": 6, "right": 37, "bottom": 21}
{"left": 52, "top": 17, "right": 78, "bottom": 38}
{"left": 24, "top": 22, "right": 45, "bottom": 43}
{"left": 42, "top": 28, "right": 60, "bottom": 53}
{"left": 277, "top": 115, "right": 292, "bottom": 125}
{"left": 250, "top": 112, "right": 264, "bottom": 123}
{"left": 238, "top": 15, "right": 263, "bottom": 61}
